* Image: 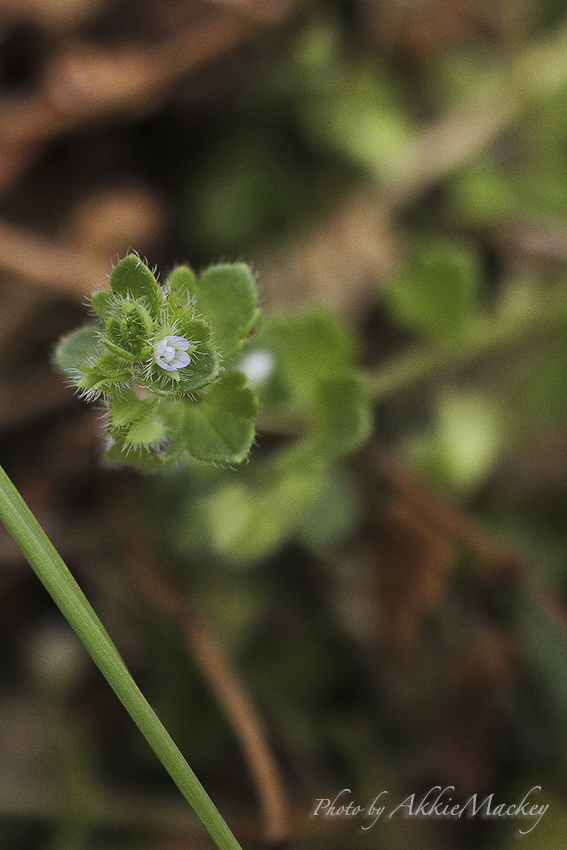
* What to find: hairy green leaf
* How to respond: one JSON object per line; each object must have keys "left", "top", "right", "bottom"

{"left": 179, "top": 372, "right": 258, "bottom": 463}
{"left": 54, "top": 324, "right": 102, "bottom": 376}
{"left": 109, "top": 255, "right": 162, "bottom": 317}
{"left": 194, "top": 264, "right": 259, "bottom": 361}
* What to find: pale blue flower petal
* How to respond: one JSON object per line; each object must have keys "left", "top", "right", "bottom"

{"left": 154, "top": 335, "right": 192, "bottom": 371}
{"left": 168, "top": 336, "right": 190, "bottom": 351}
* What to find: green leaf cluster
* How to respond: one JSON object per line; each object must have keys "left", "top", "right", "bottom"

{"left": 156, "top": 311, "right": 372, "bottom": 564}
{"left": 54, "top": 256, "right": 260, "bottom": 466}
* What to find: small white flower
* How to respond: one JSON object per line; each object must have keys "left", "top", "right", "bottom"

{"left": 239, "top": 350, "right": 274, "bottom": 384}
{"left": 154, "top": 335, "right": 191, "bottom": 371}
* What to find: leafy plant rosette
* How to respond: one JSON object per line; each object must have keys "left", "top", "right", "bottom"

{"left": 55, "top": 255, "right": 260, "bottom": 467}
{"left": 160, "top": 310, "right": 374, "bottom": 565}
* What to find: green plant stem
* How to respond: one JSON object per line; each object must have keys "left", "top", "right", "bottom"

{"left": 364, "top": 302, "right": 567, "bottom": 403}
{"left": 0, "top": 464, "right": 242, "bottom": 850}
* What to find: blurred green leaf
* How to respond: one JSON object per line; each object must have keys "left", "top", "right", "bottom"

{"left": 404, "top": 390, "right": 502, "bottom": 494}
{"left": 247, "top": 310, "right": 357, "bottom": 411}
{"left": 303, "top": 374, "right": 373, "bottom": 461}
{"left": 386, "top": 238, "right": 482, "bottom": 340}
{"left": 109, "top": 392, "right": 156, "bottom": 429}
{"left": 202, "top": 469, "right": 322, "bottom": 562}
{"left": 189, "top": 129, "right": 321, "bottom": 256}
{"left": 448, "top": 161, "right": 519, "bottom": 225}
{"left": 298, "top": 54, "right": 414, "bottom": 177}
{"left": 516, "top": 339, "right": 567, "bottom": 420}
{"left": 125, "top": 412, "right": 166, "bottom": 446}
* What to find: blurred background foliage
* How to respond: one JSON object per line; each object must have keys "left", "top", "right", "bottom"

{"left": 3, "top": 1, "right": 567, "bottom": 849}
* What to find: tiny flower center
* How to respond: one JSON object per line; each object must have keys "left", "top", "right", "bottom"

{"left": 154, "top": 336, "right": 192, "bottom": 371}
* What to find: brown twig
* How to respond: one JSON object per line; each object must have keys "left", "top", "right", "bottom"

{"left": 105, "top": 475, "right": 290, "bottom": 848}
